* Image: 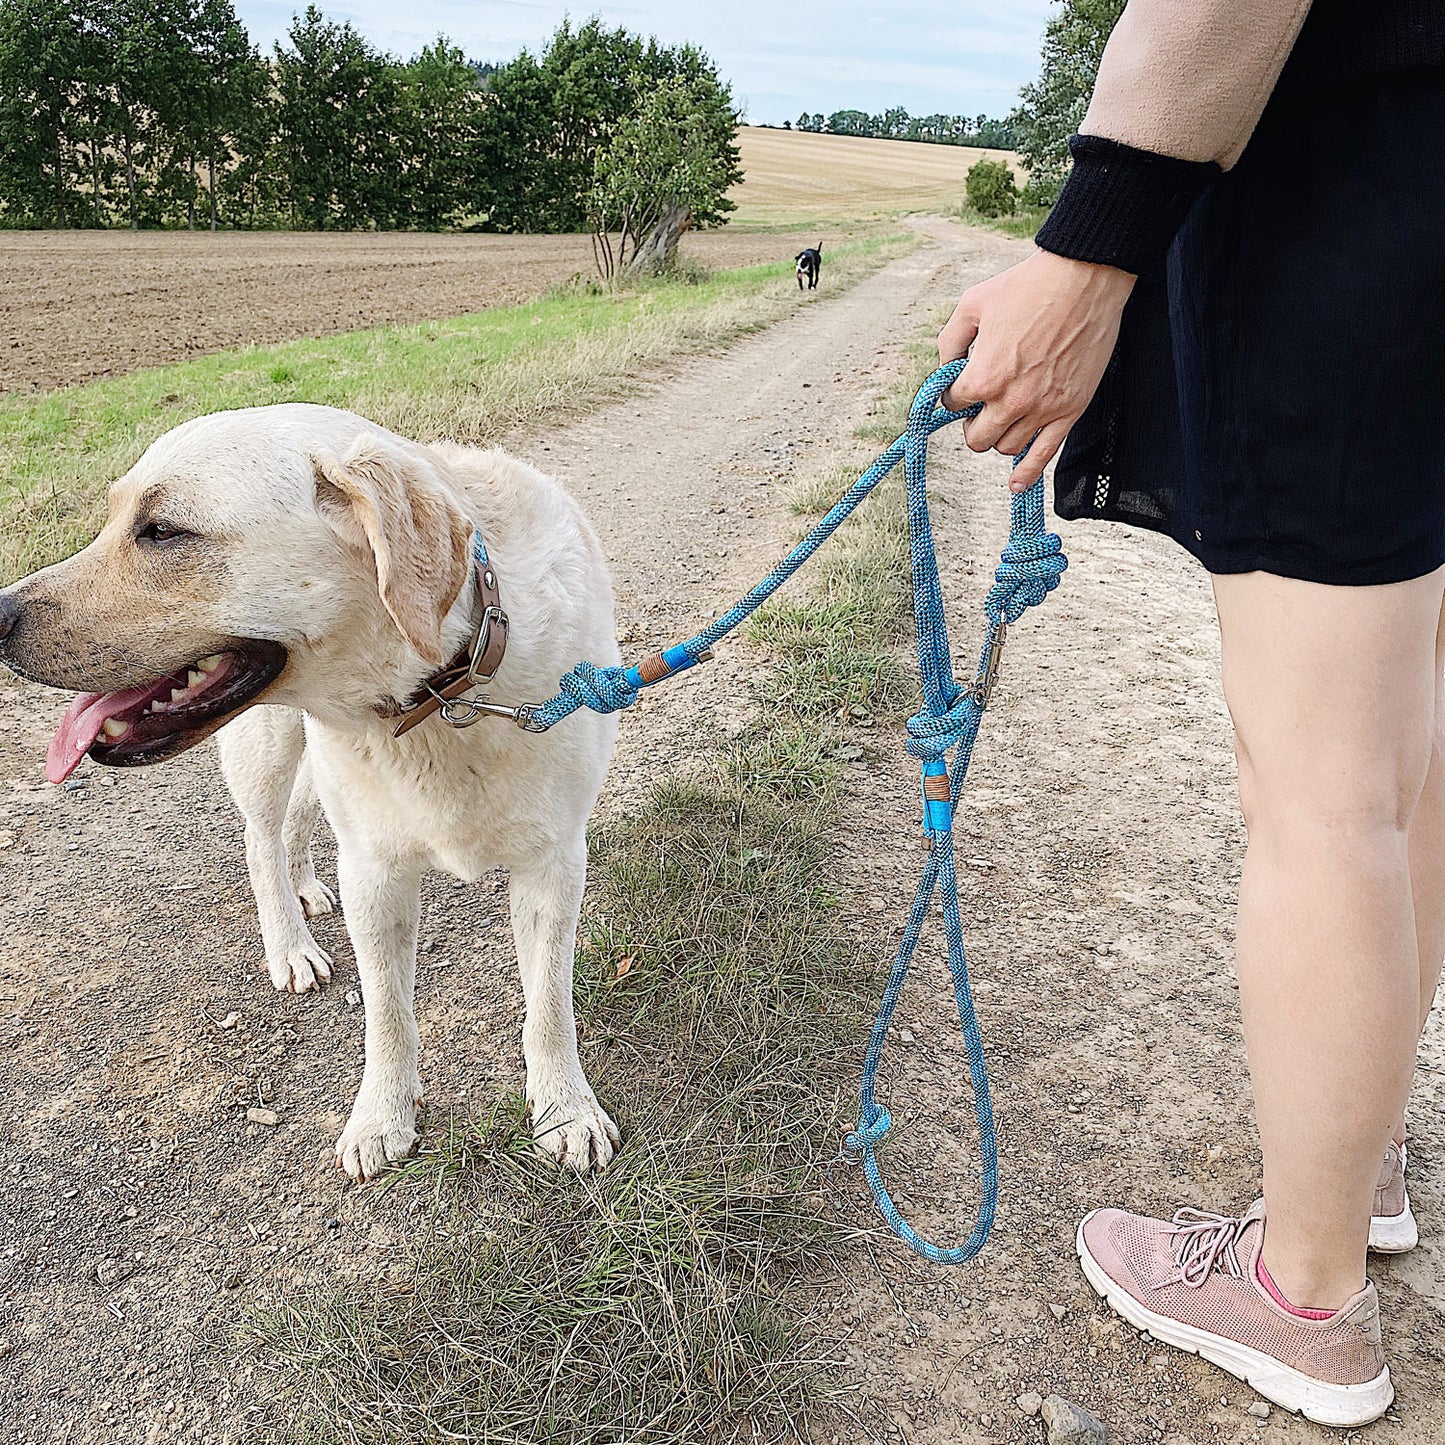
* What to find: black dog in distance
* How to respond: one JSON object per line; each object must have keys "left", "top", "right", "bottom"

{"left": 795, "top": 244, "right": 822, "bottom": 290}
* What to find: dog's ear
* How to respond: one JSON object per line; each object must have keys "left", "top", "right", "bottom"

{"left": 313, "top": 438, "right": 473, "bottom": 667}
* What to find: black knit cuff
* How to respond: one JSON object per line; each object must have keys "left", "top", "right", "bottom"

{"left": 1035, "top": 134, "right": 1221, "bottom": 275}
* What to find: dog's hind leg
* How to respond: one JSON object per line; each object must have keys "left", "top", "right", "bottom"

{"left": 218, "top": 706, "right": 334, "bottom": 994}
{"left": 284, "top": 749, "right": 336, "bottom": 920}
{"left": 510, "top": 835, "right": 620, "bottom": 1172}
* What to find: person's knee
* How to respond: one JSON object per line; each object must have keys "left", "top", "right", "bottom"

{"left": 1233, "top": 725, "right": 1432, "bottom": 847}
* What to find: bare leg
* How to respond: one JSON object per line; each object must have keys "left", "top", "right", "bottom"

{"left": 1401, "top": 595, "right": 1445, "bottom": 1142}
{"left": 508, "top": 836, "right": 620, "bottom": 1171}
{"left": 283, "top": 747, "right": 336, "bottom": 921}
{"left": 1214, "top": 567, "right": 1445, "bottom": 1310}
{"left": 332, "top": 839, "right": 425, "bottom": 1181}
{"left": 218, "top": 707, "right": 333, "bottom": 993}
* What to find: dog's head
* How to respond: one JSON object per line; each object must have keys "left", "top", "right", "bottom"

{"left": 0, "top": 404, "right": 473, "bottom": 781}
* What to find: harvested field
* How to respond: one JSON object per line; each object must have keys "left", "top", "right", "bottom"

{"left": 0, "top": 226, "right": 839, "bottom": 395}
{"left": 730, "top": 124, "right": 1021, "bottom": 226}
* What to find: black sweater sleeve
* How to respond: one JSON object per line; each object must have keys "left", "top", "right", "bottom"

{"left": 1033, "top": 134, "right": 1221, "bottom": 276}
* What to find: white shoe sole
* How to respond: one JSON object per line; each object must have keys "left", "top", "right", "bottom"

{"left": 1369, "top": 1201, "right": 1418, "bottom": 1254}
{"left": 1077, "top": 1215, "right": 1394, "bottom": 1429}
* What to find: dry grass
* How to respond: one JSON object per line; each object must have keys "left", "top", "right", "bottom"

{"left": 729, "top": 126, "right": 1023, "bottom": 228}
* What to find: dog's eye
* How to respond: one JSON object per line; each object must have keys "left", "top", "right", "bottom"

{"left": 135, "top": 520, "right": 192, "bottom": 546}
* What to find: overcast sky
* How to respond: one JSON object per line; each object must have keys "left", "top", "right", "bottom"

{"left": 231, "top": 2, "right": 1054, "bottom": 126}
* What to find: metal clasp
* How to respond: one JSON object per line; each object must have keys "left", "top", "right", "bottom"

{"left": 968, "top": 622, "right": 1007, "bottom": 710}
{"left": 436, "top": 694, "right": 542, "bottom": 730}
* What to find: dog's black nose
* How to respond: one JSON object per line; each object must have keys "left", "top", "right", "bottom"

{"left": 0, "top": 591, "right": 19, "bottom": 644}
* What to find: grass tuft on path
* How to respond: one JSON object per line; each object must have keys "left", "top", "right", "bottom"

{"left": 0, "top": 233, "right": 910, "bottom": 584}
{"left": 254, "top": 758, "right": 870, "bottom": 1444}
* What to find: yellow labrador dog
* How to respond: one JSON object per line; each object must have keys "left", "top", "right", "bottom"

{"left": 0, "top": 404, "right": 622, "bottom": 1180}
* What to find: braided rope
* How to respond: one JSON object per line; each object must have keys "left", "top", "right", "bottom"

{"left": 529, "top": 358, "right": 1067, "bottom": 1264}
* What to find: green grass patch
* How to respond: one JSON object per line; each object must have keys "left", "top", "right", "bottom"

{"left": 949, "top": 203, "right": 1050, "bottom": 240}
{"left": 0, "top": 232, "right": 911, "bottom": 584}
{"left": 746, "top": 348, "right": 943, "bottom": 725}
{"left": 253, "top": 758, "right": 873, "bottom": 1444}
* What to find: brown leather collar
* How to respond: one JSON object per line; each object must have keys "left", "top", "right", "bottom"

{"left": 382, "top": 532, "right": 509, "bottom": 737}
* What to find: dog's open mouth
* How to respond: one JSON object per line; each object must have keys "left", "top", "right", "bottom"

{"left": 44, "top": 640, "right": 287, "bottom": 783}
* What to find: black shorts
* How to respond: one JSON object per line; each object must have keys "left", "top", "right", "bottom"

{"left": 1054, "top": 68, "right": 1445, "bottom": 587}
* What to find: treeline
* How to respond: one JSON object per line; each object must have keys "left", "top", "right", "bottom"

{"left": 791, "top": 108, "right": 1018, "bottom": 150}
{"left": 0, "top": 2, "right": 739, "bottom": 235}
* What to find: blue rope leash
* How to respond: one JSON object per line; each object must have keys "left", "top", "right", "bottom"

{"left": 521, "top": 359, "right": 1067, "bottom": 1262}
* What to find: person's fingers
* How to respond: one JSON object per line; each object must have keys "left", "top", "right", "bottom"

{"left": 937, "top": 297, "right": 979, "bottom": 361}
{"left": 1007, "top": 417, "right": 1072, "bottom": 492}
{"left": 963, "top": 400, "right": 1022, "bottom": 454}
{"left": 994, "top": 417, "right": 1038, "bottom": 456}
{"left": 937, "top": 299, "right": 981, "bottom": 408}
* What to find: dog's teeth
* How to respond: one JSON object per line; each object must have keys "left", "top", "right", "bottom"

{"left": 187, "top": 670, "right": 204, "bottom": 688}
{"left": 197, "top": 654, "right": 222, "bottom": 673}
{"left": 148, "top": 701, "right": 165, "bottom": 714}
{"left": 171, "top": 687, "right": 187, "bottom": 703}
{"left": 101, "top": 719, "right": 130, "bottom": 739}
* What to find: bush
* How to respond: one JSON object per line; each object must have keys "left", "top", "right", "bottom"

{"left": 965, "top": 158, "right": 1019, "bottom": 218}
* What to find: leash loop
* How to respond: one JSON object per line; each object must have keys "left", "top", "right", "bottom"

{"left": 515, "top": 359, "right": 1066, "bottom": 1265}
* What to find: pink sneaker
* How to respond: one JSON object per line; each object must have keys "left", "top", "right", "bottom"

{"left": 1370, "top": 1141, "right": 1417, "bottom": 1254}
{"left": 1077, "top": 1200, "right": 1393, "bottom": 1428}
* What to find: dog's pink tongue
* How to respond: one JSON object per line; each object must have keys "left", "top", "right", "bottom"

{"left": 45, "top": 687, "right": 150, "bottom": 784}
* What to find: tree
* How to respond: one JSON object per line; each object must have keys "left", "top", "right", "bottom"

{"left": 588, "top": 71, "right": 740, "bottom": 279}
{"left": 274, "top": 6, "right": 400, "bottom": 229}
{"left": 397, "top": 38, "right": 485, "bottom": 228}
{"left": 479, "top": 20, "right": 737, "bottom": 237}
{"left": 965, "top": 157, "right": 1018, "bottom": 217}
{"left": 1010, "top": 0, "right": 1124, "bottom": 204}
{"left": 0, "top": 0, "right": 90, "bottom": 225}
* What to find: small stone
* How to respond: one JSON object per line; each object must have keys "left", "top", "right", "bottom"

{"left": 63, "top": 776, "right": 87, "bottom": 792}
{"left": 1049, "top": 1302, "right": 1068, "bottom": 1321}
{"left": 245, "top": 1108, "right": 279, "bottom": 1127}
{"left": 899, "top": 1029, "right": 916, "bottom": 1044}
{"left": 0, "top": 1339, "right": 13, "bottom": 1358}
{"left": 1041, "top": 1395, "right": 1107, "bottom": 1445}
{"left": 345, "top": 989, "right": 361, "bottom": 1007}
{"left": 1016, "top": 1392, "right": 1043, "bottom": 1417}
{"left": 219, "top": 1011, "right": 241, "bottom": 1030}
{"left": 1246, "top": 1403, "right": 1271, "bottom": 1420}
{"left": 221, "top": 1269, "right": 244, "bottom": 1290}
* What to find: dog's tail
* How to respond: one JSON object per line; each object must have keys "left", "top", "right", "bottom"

{"left": 816, "top": 242, "right": 823, "bottom": 256}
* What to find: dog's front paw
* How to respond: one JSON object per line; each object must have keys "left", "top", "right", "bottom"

{"left": 334, "top": 1090, "right": 420, "bottom": 1182}
{"left": 295, "top": 876, "right": 336, "bottom": 920}
{"left": 266, "top": 934, "right": 333, "bottom": 993}
{"left": 529, "top": 1085, "right": 621, "bottom": 1173}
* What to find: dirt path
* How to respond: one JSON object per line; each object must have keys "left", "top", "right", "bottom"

{"left": 0, "top": 219, "right": 1440, "bottom": 1445}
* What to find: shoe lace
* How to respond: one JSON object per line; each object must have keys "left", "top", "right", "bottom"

{"left": 1155, "top": 1209, "right": 1251, "bottom": 1289}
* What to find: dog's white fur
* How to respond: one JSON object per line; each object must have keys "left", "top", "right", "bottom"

{"left": 36, "top": 404, "right": 622, "bottom": 1179}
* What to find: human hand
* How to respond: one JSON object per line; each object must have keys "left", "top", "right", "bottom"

{"left": 937, "top": 248, "right": 1136, "bottom": 491}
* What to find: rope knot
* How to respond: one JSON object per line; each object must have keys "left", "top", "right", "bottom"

{"left": 905, "top": 686, "right": 979, "bottom": 764}
{"left": 558, "top": 661, "right": 639, "bottom": 715}
{"left": 845, "top": 1106, "right": 892, "bottom": 1156}
{"left": 985, "top": 531, "right": 1067, "bottom": 625}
